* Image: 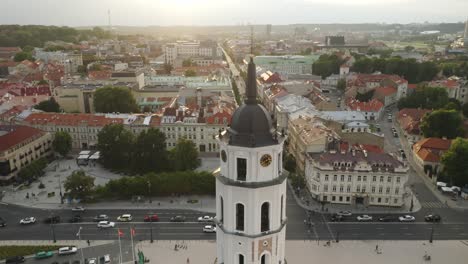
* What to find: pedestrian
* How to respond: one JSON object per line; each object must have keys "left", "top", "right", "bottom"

{"left": 375, "top": 244, "right": 378, "bottom": 252}
{"left": 87, "top": 240, "right": 90, "bottom": 246}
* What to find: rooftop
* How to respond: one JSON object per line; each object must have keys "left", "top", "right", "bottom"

{"left": 0, "top": 125, "right": 45, "bottom": 152}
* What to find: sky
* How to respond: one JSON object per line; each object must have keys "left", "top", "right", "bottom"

{"left": 1, "top": 0, "right": 467, "bottom": 26}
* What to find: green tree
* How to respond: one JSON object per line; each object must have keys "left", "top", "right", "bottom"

{"left": 17, "top": 158, "right": 48, "bottom": 183}
{"left": 64, "top": 170, "right": 95, "bottom": 200}
{"left": 441, "top": 138, "right": 468, "bottom": 186}
{"left": 13, "top": 51, "right": 34, "bottom": 62}
{"left": 89, "top": 63, "right": 102, "bottom": 71}
{"left": 182, "top": 59, "right": 193, "bottom": 67}
{"left": 132, "top": 128, "right": 169, "bottom": 174}
{"left": 397, "top": 86, "right": 449, "bottom": 110}
{"left": 170, "top": 138, "right": 200, "bottom": 171}
{"left": 355, "top": 90, "right": 375, "bottom": 102}
{"left": 284, "top": 154, "right": 296, "bottom": 173}
{"left": 336, "top": 78, "right": 346, "bottom": 91}
{"left": 420, "top": 109, "right": 464, "bottom": 139}
{"left": 53, "top": 131, "right": 72, "bottom": 157}
{"left": 34, "top": 97, "right": 60, "bottom": 112}
{"left": 184, "top": 69, "right": 197, "bottom": 77}
{"left": 462, "top": 103, "right": 468, "bottom": 118}
{"left": 163, "top": 63, "right": 173, "bottom": 74}
{"left": 93, "top": 86, "right": 139, "bottom": 113}
{"left": 312, "top": 54, "right": 343, "bottom": 79}
{"left": 97, "top": 124, "right": 135, "bottom": 171}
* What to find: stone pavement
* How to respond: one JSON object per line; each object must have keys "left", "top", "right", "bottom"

{"left": 287, "top": 178, "right": 422, "bottom": 215}
{"left": 136, "top": 239, "right": 468, "bottom": 264}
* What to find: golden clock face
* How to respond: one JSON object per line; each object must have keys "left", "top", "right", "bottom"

{"left": 260, "top": 154, "right": 272, "bottom": 167}
{"left": 221, "top": 150, "right": 227, "bottom": 162}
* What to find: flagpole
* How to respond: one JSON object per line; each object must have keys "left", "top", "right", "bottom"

{"left": 118, "top": 229, "right": 123, "bottom": 264}
{"left": 130, "top": 227, "right": 136, "bottom": 264}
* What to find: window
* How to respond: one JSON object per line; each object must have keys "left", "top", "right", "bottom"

{"left": 236, "top": 203, "right": 244, "bottom": 231}
{"left": 323, "top": 185, "right": 328, "bottom": 192}
{"left": 380, "top": 176, "right": 384, "bottom": 182}
{"left": 387, "top": 177, "right": 391, "bottom": 183}
{"left": 280, "top": 195, "right": 284, "bottom": 222}
{"left": 333, "top": 175, "right": 337, "bottom": 181}
{"left": 323, "top": 196, "right": 328, "bottom": 201}
{"left": 348, "top": 175, "right": 352, "bottom": 182}
{"left": 356, "top": 185, "right": 361, "bottom": 192}
{"left": 357, "top": 176, "right": 361, "bottom": 181}
{"left": 379, "top": 186, "right": 383, "bottom": 193}
{"left": 261, "top": 202, "right": 270, "bottom": 232}
{"left": 339, "top": 186, "right": 344, "bottom": 192}
{"left": 237, "top": 158, "right": 247, "bottom": 181}
{"left": 394, "top": 198, "right": 398, "bottom": 204}
{"left": 371, "top": 186, "right": 376, "bottom": 193}
{"left": 332, "top": 185, "right": 337, "bottom": 192}
{"left": 339, "top": 196, "right": 343, "bottom": 202}
{"left": 325, "top": 175, "right": 329, "bottom": 181}
{"left": 372, "top": 176, "right": 377, "bottom": 182}
{"left": 396, "top": 177, "right": 400, "bottom": 183}
{"left": 377, "top": 197, "right": 382, "bottom": 203}
{"left": 386, "top": 187, "right": 390, "bottom": 194}
{"left": 346, "top": 185, "right": 351, "bottom": 193}
{"left": 363, "top": 176, "right": 367, "bottom": 182}
{"left": 332, "top": 196, "right": 336, "bottom": 201}
{"left": 340, "top": 175, "right": 344, "bottom": 181}
{"left": 346, "top": 196, "right": 350, "bottom": 202}
{"left": 395, "top": 187, "right": 399, "bottom": 195}
{"left": 238, "top": 254, "right": 244, "bottom": 264}
{"left": 219, "top": 196, "right": 224, "bottom": 223}
{"left": 261, "top": 254, "right": 266, "bottom": 264}
{"left": 362, "top": 186, "right": 366, "bottom": 192}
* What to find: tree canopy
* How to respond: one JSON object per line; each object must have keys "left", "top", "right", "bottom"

{"left": 13, "top": 51, "right": 34, "bottom": 62}
{"left": 441, "top": 138, "right": 468, "bottom": 186}
{"left": 397, "top": 86, "right": 449, "bottom": 110}
{"left": 312, "top": 54, "right": 343, "bottom": 79}
{"left": 34, "top": 97, "right": 61, "bottom": 113}
{"left": 184, "top": 69, "right": 197, "bottom": 77}
{"left": 170, "top": 138, "right": 200, "bottom": 171}
{"left": 336, "top": 78, "right": 346, "bottom": 91}
{"left": 17, "top": 158, "right": 48, "bottom": 183}
{"left": 97, "top": 124, "right": 135, "bottom": 171}
{"left": 132, "top": 128, "right": 169, "bottom": 174}
{"left": 93, "top": 86, "right": 139, "bottom": 113}
{"left": 420, "top": 109, "right": 464, "bottom": 139}
{"left": 463, "top": 103, "right": 468, "bottom": 118}
{"left": 64, "top": 170, "right": 95, "bottom": 200}
{"left": 53, "top": 131, "right": 72, "bottom": 157}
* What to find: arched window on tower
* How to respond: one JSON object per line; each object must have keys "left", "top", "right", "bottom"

{"left": 280, "top": 195, "right": 284, "bottom": 223}
{"left": 237, "top": 158, "right": 247, "bottom": 181}
{"left": 261, "top": 202, "right": 270, "bottom": 232}
{"left": 260, "top": 254, "right": 268, "bottom": 264}
{"left": 236, "top": 203, "right": 244, "bottom": 231}
{"left": 219, "top": 196, "right": 224, "bottom": 224}
{"left": 238, "top": 254, "right": 244, "bottom": 264}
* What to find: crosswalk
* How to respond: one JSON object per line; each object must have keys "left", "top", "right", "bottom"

{"left": 420, "top": 201, "right": 448, "bottom": 208}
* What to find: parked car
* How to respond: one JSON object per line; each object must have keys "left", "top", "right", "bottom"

{"left": 357, "top": 215, "right": 373, "bottom": 222}
{"left": 398, "top": 215, "right": 416, "bottom": 222}
{"left": 71, "top": 206, "right": 85, "bottom": 212}
{"left": 5, "top": 256, "right": 25, "bottom": 264}
{"left": 93, "top": 215, "right": 109, "bottom": 222}
{"left": 43, "top": 215, "right": 60, "bottom": 224}
{"left": 69, "top": 215, "right": 82, "bottom": 223}
{"left": 336, "top": 211, "right": 352, "bottom": 217}
{"left": 170, "top": 216, "right": 186, "bottom": 222}
{"left": 143, "top": 214, "right": 159, "bottom": 222}
{"left": 393, "top": 131, "right": 398, "bottom": 137}
{"left": 35, "top": 251, "right": 54, "bottom": 259}
{"left": 0, "top": 217, "right": 6, "bottom": 227}
{"left": 424, "top": 214, "right": 441, "bottom": 222}
{"left": 19, "top": 217, "right": 36, "bottom": 225}
{"left": 103, "top": 255, "right": 111, "bottom": 264}
{"left": 198, "top": 216, "right": 214, "bottom": 222}
{"left": 58, "top": 246, "right": 77, "bottom": 256}
{"left": 202, "top": 225, "right": 216, "bottom": 233}
{"left": 378, "top": 216, "right": 395, "bottom": 222}
{"left": 117, "top": 214, "right": 132, "bottom": 222}
{"left": 88, "top": 258, "right": 97, "bottom": 264}
{"left": 331, "top": 214, "right": 344, "bottom": 222}
{"left": 97, "top": 221, "right": 115, "bottom": 228}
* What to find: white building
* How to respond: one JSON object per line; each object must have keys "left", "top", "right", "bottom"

{"left": 215, "top": 57, "right": 287, "bottom": 264}
{"left": 305, "top": 149, "right": 409, "bottom": 207}
{"left": 164, "top": 40, "right": 222, "bottom": 65}
{"left": 274, "top": 94, "right": 316, "bottom": 133}
{"left": 253, "top": 55, "right": 319, "bottom": 75}
{"left": 34, "top": 49, "right": 83, "bottom": 73}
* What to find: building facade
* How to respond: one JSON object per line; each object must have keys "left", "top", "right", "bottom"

{"left": 305, "top": 149, "right": 409, "bottom": 207}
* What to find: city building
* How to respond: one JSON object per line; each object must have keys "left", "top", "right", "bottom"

{"left": 34, "top": 49, "right": 83, "bottom": 73}
{"left": 164, "top": 40, "right": 222, "bottom": 65}
{"left": 252, "top": 55, "right": 319, "bottom": 75}
{"left": 346, "top": 98, "right": 384, "bottom": 120}
{"left": 0, "top": 125, "right": 53, "bottom": 182}
{"left": 305, "top": 149, "right": 409, "bottom": 207}
{"left": 215, "top": 57, "right": 287, "bottom": 264}
{"left": 412, "top": 137, "right": 452, "bottom": 180}
{"left": 397, "top": 108, "right": 431, "bottom": 143}
{"left": 0, "top": 47, "right": 22, "bottom": 60}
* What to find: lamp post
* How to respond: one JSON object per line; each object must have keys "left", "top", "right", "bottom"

{"left": 58, "top": 174, "right": 63, "bottom": 204}
{"left": 429, "top": 226, "right": 434, "bottom": 243}
{"left": 147, "top": 180, "right": 152, "bottom": 204}
{"left": 149, "top": 212, "right": 154, "bottom": 243}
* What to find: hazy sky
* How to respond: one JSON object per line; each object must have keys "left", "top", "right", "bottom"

{"left": 1, "top": 0, "right": 467, "bottom": 26}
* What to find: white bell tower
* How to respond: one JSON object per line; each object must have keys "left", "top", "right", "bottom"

{"left": 215, "top": 57, "right": 287, "bottom": 264}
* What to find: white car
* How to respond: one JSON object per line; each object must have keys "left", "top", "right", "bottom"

{"left": 202, "top": 225, "right": 216, "bottom": 233}
{"left": 336, "top": 211, "right": 352, "bottom": 217}
{"left": 58, "top": 246, "right": 78, "bottom": 255}
{"left": 20, "top": 217, "right": 36, "bottom": 225}
{"left": 88, "top": 258, "right": 97, "bottom": 264}
{"left": 71, "top": 206, "right": 85, "bottom": 212}
{"left": 103, "top": 254, "right": 111, "bottom": 264}
{"left": 117, "top": 214, "right": 132, "bottom": 222}
{"left": 356, "top": 215, "right": 373, "bottom": 222}
{"left": 198, "top": 216, "right": 214, "bottom": 222}
{"left": 399, "top": 215, "right": 416, "bottom": 222}
{"left": 97, "top": 221, "right": 115, "bottom": 228}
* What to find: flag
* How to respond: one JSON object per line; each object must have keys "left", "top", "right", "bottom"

{"left": 118, "top": 229, "right": 124, "bottom": 237}
{"left": 76, "top": 227, "right": 82, "bottom": 237}
{"left": 131, "top": 228, "right": 136, "bottom": 237}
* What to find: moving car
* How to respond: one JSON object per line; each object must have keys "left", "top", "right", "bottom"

{"left": 356, "top": 215, "right": 373, "bottom": 222}
{"left": 330, "top": 214, "right": 344, "bottom": 222}
{"left": 93, "top": 215, "right": 109, "bottom": 222}
{"left": 170, "top": 215, "right": 186, "bottom": 222}
{"left": 19, "top": 217, "right": 36, "bottom": 225}
{"left": 69, "top": 215, "right": 82, "bottom": 223}
{"left": 71, "top": 206, "right": 85, "bottom": 212}
{"left": 424, "top": 214, "right": 441, "bottom": 222}
{"left": 0, "top": 217, "right": 6, "bottom": 227}
{"left": 398, "top": 215, "right": 416, "bottom": 222}
{"left": 35, "top": 251, "right": 54, "bottom": 259}
{"left": 198, "top": 215, "right": 214, "bottom": 222}
{"left": 97, "top": 221, "right": 115, "bottom": 228}
{"left": 5, "top": 256, "right": 25, "bottom": 264}
{"left": 58, "top": 246, "right": 78, "bottom": 255}
{"left": 336, "top": 211, "right": 352, "bottom": 217}
{"left": 102, "top": 254, "right": 111, "bottom": 264}
{"left": 117, "top": 214, "right": 132, "bottom": 222}
{"left": 88, "top": 258, "right": 97, "bottom": 264}
{"left": 378, "top": 216, "right": 395, "bottom": 222}
{"left": 43, "top": 215, "right": 60, "bottom": 224}
{"left": 144, "top": 214, "right": 159, "bottom": 222}
{"left": 202, "top": 225, "right": 216, "bottom": 233}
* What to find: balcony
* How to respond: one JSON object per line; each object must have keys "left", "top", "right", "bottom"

{"left": 216, "top": 173, "right": 287, "bottom": 189}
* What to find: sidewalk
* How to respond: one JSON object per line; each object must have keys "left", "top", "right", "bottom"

{"left": 136, "top": 239, "right": 468, "bottom": 264}
{"left": 288, "top": 179, "right": 422, "bottom": 214}
{"left": 0, "top": 240, "right": 111, "bottom": 247}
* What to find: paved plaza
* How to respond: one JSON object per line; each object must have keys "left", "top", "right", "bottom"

{"left": 137, "top": 239, "right": 468, "bottom": 264}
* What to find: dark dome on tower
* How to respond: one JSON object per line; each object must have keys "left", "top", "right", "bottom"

{"left": 228, "top": 57, "right": 277, "bottom": 148}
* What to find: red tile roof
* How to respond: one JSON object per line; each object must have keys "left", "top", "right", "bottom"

{"left": 206, "top": 111, "right": 232, "bottom": 125}
{"left": 347, "top": 98, "right": 384, "bottom": 112}
{"left": 398, "top": 108, "right": 431, "bottom": 135}
{"left": 24, "top": 113, "right": 123, "bottom": 127}
{"left": 0, "top": 125, "right": 44, "bottom": 152}
{"left": 374, "top": 86, "right": 397, "bottom": 96}
{"left": 413, "top": 138, "right": 452, "bottom": 162}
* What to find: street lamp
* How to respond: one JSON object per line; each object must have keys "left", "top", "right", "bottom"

{"left": 147, "top": 180, "right": 152, "bottom": 204}
{"left": 149, "top": 212, "right": 154, "bottom": 243}
{"left": 429, "top": 226, "right": 434, "bottom": 243}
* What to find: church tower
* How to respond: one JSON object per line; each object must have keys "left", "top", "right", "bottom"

{"left": 215, "top": 56, "right": 287, "bottom": 264}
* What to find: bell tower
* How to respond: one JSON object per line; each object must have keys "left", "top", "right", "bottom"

{"left": 215, "top": 56, "right": 287, "bottom": 264}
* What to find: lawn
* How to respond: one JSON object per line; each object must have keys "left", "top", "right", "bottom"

{"left": 0, "top": 245, "right": 65, "bottom": 260}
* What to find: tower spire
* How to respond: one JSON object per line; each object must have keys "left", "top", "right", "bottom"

{"left": 246, "top": 26, "right": 257, "bottom": 105}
